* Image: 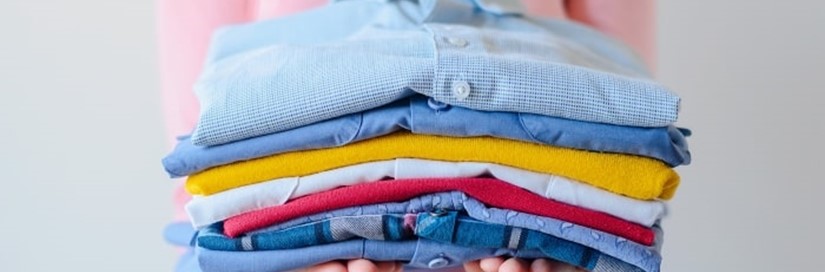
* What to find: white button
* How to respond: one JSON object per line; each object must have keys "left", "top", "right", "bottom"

{"left": 428, "top": 257, "right": 450, "bottom": 268}
{"left": 451, "top": 81, "right": 471, "bottom": 101}
{"left": 446, "top": 37, "right": 467, "bottom": 47}
{"left": 427, "top": 98, "right": 450, "bottom": 111}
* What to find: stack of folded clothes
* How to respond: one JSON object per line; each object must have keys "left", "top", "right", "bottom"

{"left": 162, "top": 1, "right": 691, "bottom": 272}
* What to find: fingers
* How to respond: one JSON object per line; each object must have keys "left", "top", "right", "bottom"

{"left": 305, "top": 261, "right": 348, "bottom": 272}
{"left": 479, "top": 257, "right": 506, "bottom": 272}
{"left": 344, "top": 259, "right": 400, "bottom": 272}
{"left": 374, "top": 261, "right": 401, "bottom": 272}
{"left": 346, "top": 259, "right": 378, "bottom": 272}
{"left": 530, "top": 259, "right": 554, "bottom": 272}
{"left": 464, "top": 260, "right": 484, "bottom": 272}
{"left": 499, "top": 257, "right": 531, "bottom": 272}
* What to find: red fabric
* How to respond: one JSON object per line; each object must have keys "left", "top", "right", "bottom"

{"left": 223, "top": 178, "right": 655, "bottom": 245}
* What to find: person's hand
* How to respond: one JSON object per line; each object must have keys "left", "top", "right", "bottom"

{"left": 463, "top": 257, "right": 585, "bottom": 272}
{"left": 304, "top": 259, "right": 402, "bottom": 272}
{"left": 304, "top": 257, "right": 585, "bottom": 272}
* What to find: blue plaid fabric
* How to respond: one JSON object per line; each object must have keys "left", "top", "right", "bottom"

{"left": 191, "top": 0, "right": 680, "bottom": 146}
{"left": 247, "top": 192, "right": 662, "bottom": 272}
{"left": 196, "top": 212, "right": 642, "bottom": 272}
{"left": 198, "top": 214, "right": 416, "bottom": 251}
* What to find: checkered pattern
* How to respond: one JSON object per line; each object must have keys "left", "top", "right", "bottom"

{"left": 191, "top": 9, "right": 680, "bottom": 146}
{"left": 197, "top": 214, "right": 416, "bottom": 252}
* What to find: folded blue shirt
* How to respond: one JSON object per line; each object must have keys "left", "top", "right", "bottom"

{"left": 248, "top": 191, "right": 662, "bottom": 272}
{"left": 192, "top": 0, "right": 681, "bottom": 146}
{"left": 167, "top": 222, "right": 551, "bottom": 272}
{"left": 164, "top": 191, "right": 662, "bottom": 271}
{"left": 197, "top": 212, "right": 641, "bottom": 272}
{"left": 197, "top": 238, "right": 553, "bottom": 272}
{"left": 164, "top": 96, "right": 690, "bottom": 177}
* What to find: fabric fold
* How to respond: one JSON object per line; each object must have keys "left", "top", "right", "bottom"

{"left": 222, "top": 178, "right": 656, "bottom": 246}
{"left": 185, "top": 159, "right": 666, "bottom": 229}
{"left": 186, "top": 132, "right": 679, "bottom": 200}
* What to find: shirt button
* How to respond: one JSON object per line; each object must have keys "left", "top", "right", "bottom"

{"left": 446, "top": 37, "right": 468, "bottom": 47}
{"left": 427, "top": 98, "right": 450, "bottom": 111}
{"left": 451, "top": 81, "right": 471, "bottom": 101}
{"left": 428, "top": 257, "right": 450, "bottom": 269}
{"left": 429, "top": 209, "right": 448, "bottom": 217}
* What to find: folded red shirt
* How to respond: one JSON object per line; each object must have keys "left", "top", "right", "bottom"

{"left": 223, "top": 178, "right": 655, "bottom": 245}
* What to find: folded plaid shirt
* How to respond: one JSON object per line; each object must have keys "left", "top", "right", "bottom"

{"left": 198, "top": 211, "right": 643, "bottom": 272}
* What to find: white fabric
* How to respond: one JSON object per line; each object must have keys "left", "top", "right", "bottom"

{"left": 186, "top": 159, "right": 667, "bottom": 228}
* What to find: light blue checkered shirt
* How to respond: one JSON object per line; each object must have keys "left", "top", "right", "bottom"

{"left": 191, "top": 0, "right": 681, "bottom": 146}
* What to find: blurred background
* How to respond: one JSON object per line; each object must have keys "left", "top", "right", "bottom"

{"left": 0, "top": 0, "right": 823, "bottom": 271}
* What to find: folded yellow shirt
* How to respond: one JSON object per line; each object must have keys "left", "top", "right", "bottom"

{"left": 186, "top": 132, "right": 680, "bottom": 200}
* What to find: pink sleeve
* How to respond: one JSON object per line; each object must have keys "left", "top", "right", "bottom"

{"left": 522, "top": 0, "right": 657, "bottom": 70}
{"left": 566, "top": 0, "right": 657, "bottom": 70}
{"left": 156, "top": 0, "right": 326, "bottom": 220}
{"left": 157, "top": 0, "right": 253, "bottom": 220}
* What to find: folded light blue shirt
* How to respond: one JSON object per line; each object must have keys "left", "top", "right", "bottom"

{"left": 164, "top": 96, "right": 690, "bottom": 177}
{"left": 191, "top": 0, "right": 681, "bottom": 146}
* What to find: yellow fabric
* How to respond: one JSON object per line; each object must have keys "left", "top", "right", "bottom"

{"left": 186, "top": 132, "right": 680, "bottom": 200}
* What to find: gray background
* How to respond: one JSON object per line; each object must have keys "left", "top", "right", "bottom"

{"left": 0, "top": 0, "right": 822, "bottom": 271}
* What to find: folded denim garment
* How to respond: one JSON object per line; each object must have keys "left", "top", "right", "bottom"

{"left": 222, "top": 178, "right": 655, "bottom": 245}
{"left": 196, "top": 238, "right": 550, "bottom": 272}
{"left": 167, "top": 191, "right": 663, "bottom": 272}
{"left": 199, "top": 212, "right": 642, "bottom": 272}
{"left": 164, "top": 96, "right": 690, "bottom": 178}
{"left": 186, "top": 159, "right": 667, "bottom": 229}
{"left": 199, "top": 214, "right": 417, "bottom": 251}
{"left": 166, "top": 222, "right": 482, "bottom": 272}
{"left": 186, "top": 132, "right": 680, "bottom": 200}
{"left": 247, "top": 191, "right": 662, "bottom": 272}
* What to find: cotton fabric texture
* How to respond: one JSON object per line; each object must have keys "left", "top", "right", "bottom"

{"left": 251, "top": 191, "right": 663, "bottom": 272}
{"left": 221, "top": 178, "right": 656, "bottom": 245}
{"left": 191, "top": 0, "right": 680, "bottom": 146}
{"left": 164, "top": 96, "right": 690, "bottom": 178}
{"left": 168, "top": 190, "right": 664, "bottom": 272}
{"left": 198, "top": 212, "right": 644, "bottom": 272}
{"left": 185, "top": 159, "right": 666, "bottom": 229}
{"left": 197, "top": 238, "right": 551, "bottom": 272}
{"left": 186, "top": 132, "right": 680, "bottom": 200}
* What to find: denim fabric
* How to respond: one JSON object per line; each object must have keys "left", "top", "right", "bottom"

{"left": 164, "top": 222, "right": 473, "bottom": 272}
{"left": 192, "top": 0, "right": 681, "bottom": 146}
{"left": 416, "top": 212, "right": 643, "bottom": 272}
{"left": 197, "top": 212, "right": 642, "bottom": 271}
{"left": 250, "top": 192, "right": 661, "bottom": 272}
{"left": 164, "top": 96, "right": 690, "bottom": 177}
{"left": 198, "top": 214, "right": 417, "bottom": 251}
{"left": 196, "top": 239, "right": 551, "bottom": 272}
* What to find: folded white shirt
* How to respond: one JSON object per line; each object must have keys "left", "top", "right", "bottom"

{"left": 186, "top": 158, "right": 666, "bottom": 228}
